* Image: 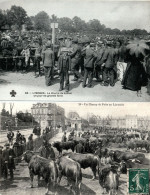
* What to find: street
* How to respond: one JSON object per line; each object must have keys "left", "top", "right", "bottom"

{"left": 0, "top": 132, "right": 129, "bottom": 195}
{"left": 0, "top": 128, "right": 34, "bottom": 147}
{"left": 0, "top": 71, "right": 150, "bottom": 101}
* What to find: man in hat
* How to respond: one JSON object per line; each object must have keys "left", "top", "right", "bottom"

{"left": 2, "top": 143, "right": 15, "bottom": 179}
{"left": 94, "top": 41, "right": 105, "bottom": 82}
{"left": 16, "top": 130, "right": 22, "bottom": 143}
{"left": 35, "top": 42, "right": 42, "bottom": 77}
{"left": 42, "top": 42, "right": 54, "bottom": 86}
{"left": 38, "top": 140, "right": 55, "bottom": 160}
{"left": 0, "top": 146, "right": 3, "bottom": 178}
{"left": 58, "top": 36, "right": 71, "bottom": 92}
{"left": 100, "top": 41, "right": 118, "bottom": 86}
{"left": 82, "top": 39, "right": 97, "bottom": 88}
{"left": 75, "top": 140, "right": 84, "bottom": 153}
{"left": 70, "top": 37, "right": 83, "bottom": 82}
{"left": 7, "top": 130, "right": 14, "bottom": 146}
{"left": 61, "top": 132, "right": 67, "bottom": 143}
{"left": 26, "top": 134, "right": 34, "bottom": 151}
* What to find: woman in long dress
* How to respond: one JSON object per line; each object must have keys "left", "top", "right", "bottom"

{"left": 122, "top": 52, "right": 147, "bottom": 96}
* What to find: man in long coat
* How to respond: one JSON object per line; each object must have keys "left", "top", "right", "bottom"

{"left": 58, "top": 36, "right": 71, "bottom": 92}
{"left": 2, "top": 143, "right": 15, "bottom": 179}
{"left": 101, "top": 42, "right": 118, "bottom": 86}
{"left": 82, "top": 39, "right": 97, "bottom": 88}
{"left": 42, "top": 42, "right": 54, "bottom": 86}
{"left": 70, "top": 37, "right": 83, "bottom": 82}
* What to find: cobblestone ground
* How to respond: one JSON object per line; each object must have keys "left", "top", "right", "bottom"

{"left": 0, "top": 71, "right": 150, "bottom": 101}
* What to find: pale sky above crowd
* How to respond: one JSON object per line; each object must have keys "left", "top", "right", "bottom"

{"left": 0, "top": 0, "right": 150, "bottom": 32}
{"left": 0, "top": 102, "right": 150, "bottom": 119}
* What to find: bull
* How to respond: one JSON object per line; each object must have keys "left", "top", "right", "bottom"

{"left": 108, "top": 150, "right": 145, "bottom": 164}
{"left": 53, "top": 141, "right": 76, "bottom": 154}
{"left": 22, "top": 150, "right": 58, "bottom": 195}
{"left": 56, "top": 156, "right": 82, "bottom": 195}
{"left": 65, "top": 152, "right": 99, "bottom": 180}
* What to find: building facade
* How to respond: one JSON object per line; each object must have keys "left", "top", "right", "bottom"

{"left": 110, "top": 115, "right": 150, "bottom": 130}
{"left": 67, "top": 111, "right": 82, "bottom": 130}
{"left": 31, "top": 103, "right": 65, "bottom": 130}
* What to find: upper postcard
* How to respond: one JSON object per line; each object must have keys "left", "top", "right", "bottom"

{"left": 0, "top": 0, "right": 150, "bottom": 102}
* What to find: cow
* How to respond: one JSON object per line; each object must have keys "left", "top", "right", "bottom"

{"left": 127, "top": 140, "right": 150, "bottom": 152}
{"left": 53, "top": 141, "right": 76, "bottom": 154}
{"left": 65, "top": 152, "right": 99, "bottom": 180}
{"left": 108, "top": 150, "right": 145, "bottom": 164}
{"left": 99, "top": 164, "right": 120, "bottom": 195}
{"left": 22, "top": 150, "right": 58, "bottom": 195}
{"left": 56, "top": 156, "right": 82, "bottom": 195}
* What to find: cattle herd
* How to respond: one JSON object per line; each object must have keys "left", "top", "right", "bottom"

{"left": 21, "top": 129, "right": 150, "bottom": 195}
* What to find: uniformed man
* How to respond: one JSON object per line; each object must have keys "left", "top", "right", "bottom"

{"left": 82, "top": 38, "right": 97, "bottom": 88}
{"left": 2, "top": 143, "right": 15, "bottom": 180}
{"left": 70, "top": 37, "right": 83, "bottom": 82}
{"left": 42, "top": 42, "right": 54, "bottom": 86}
{"left": 58, "top": 36, "right": 71, "bottom": 92}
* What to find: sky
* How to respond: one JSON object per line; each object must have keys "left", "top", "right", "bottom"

{"left": 0, "top": 102, "right": 150, "bottom": 119}
{"left": 0, "top": 0, "right": 150, "bottom": 31}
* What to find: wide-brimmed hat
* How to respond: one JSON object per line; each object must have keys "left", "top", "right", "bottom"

{"left": 72, "top": 37, "right": 78, "bottom": 43}
{"left": 58, "top": 35, "right": 64, "bottom": 40}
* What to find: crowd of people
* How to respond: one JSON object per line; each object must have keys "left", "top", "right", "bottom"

{"left": 0, "top": 30, "right": 150, "bottom": 95}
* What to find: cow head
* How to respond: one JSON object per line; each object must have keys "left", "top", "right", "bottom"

{"left": 118, "top": 160, "right": 127, "bottom": 174}
{"left": 21, "top": 150, "right": 34, "bottom": 163}
{"left": 53, "top": 141, "right": 60, "bottom": 149}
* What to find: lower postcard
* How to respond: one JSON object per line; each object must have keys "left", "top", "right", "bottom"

{"left": 0, "top": 102, "right": 149, "bottom": 195}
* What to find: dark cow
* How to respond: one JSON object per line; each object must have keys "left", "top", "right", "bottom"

{"left": 53, "top": 141, "right": 76, "bottom": 154}
{"left": 99, "top": 164, "right": 120, "bottom": 195}
{"left": 127, "top": 140, "right": 150, "bottom": 152}
{"left": 108, "top": 150, "right": 145, "bottom": 164}
{"left": 56, "top": 156, "right": 82, "bottom": 195}
{"left": 65, "top": 152, "right": 99, "bottom": 179}
{"left": 22, "top": 150, "right": 58, "bottom": 195}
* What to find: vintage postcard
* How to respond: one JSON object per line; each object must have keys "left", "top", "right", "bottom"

{"left": 0, "top": 102, "right": 150, "bottom": 194}
{"left": 0, "top": 0, "right": 150, "bottom": 101}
